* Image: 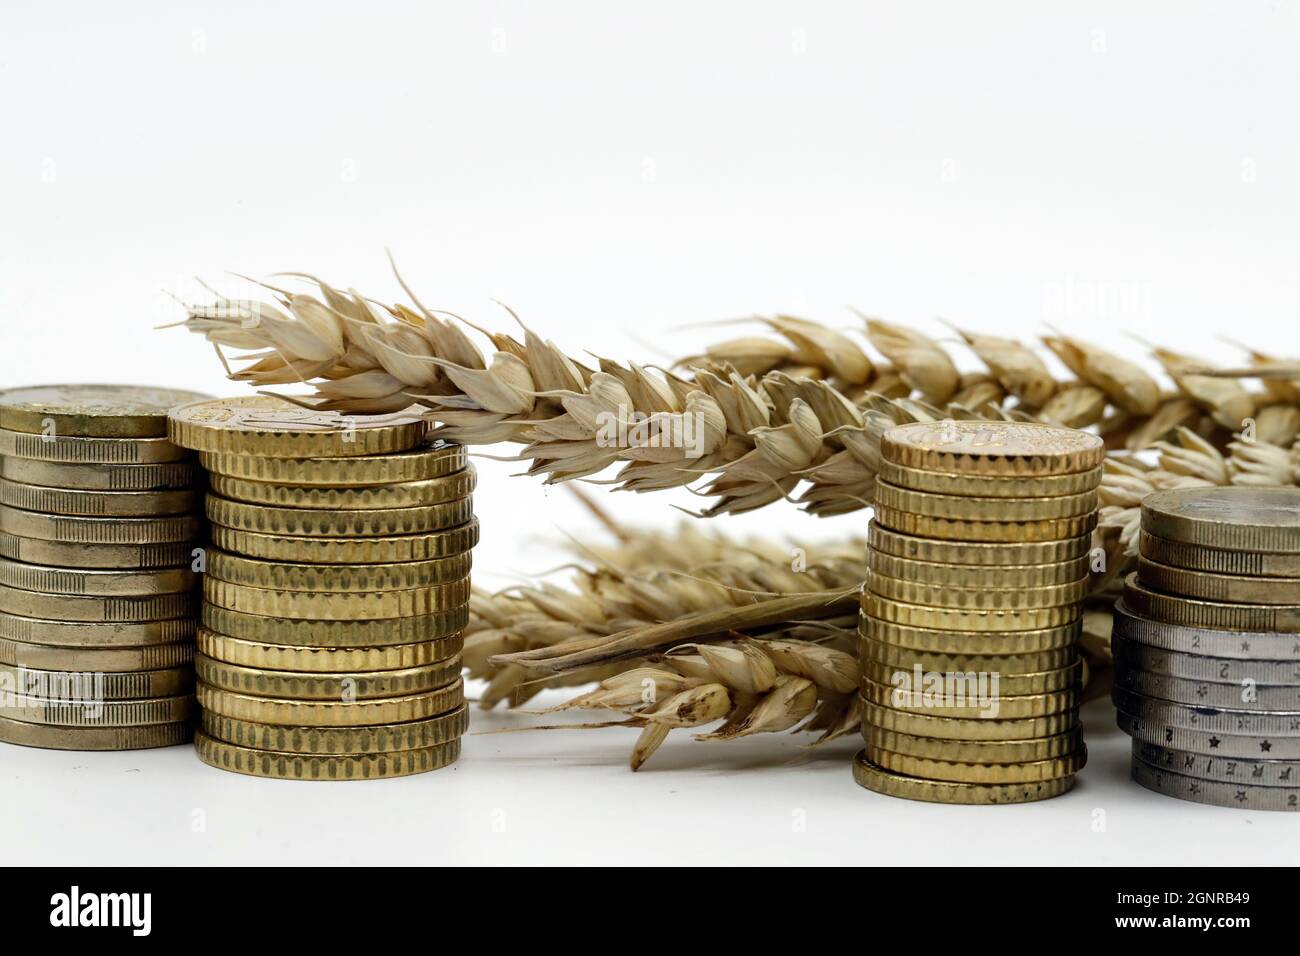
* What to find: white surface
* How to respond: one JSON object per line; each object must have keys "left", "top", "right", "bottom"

{"left": 3, "top": 1, "right": 1300, "bottom": 865}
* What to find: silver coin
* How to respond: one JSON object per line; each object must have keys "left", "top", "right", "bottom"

{"left": 1113, "top": 601, "right": 1300, "bottom": 660}
{"left": 1112, "top": 635, "right": 1300, "bottom": 686}
{"left": 1131, "top": 754, "right": 1300, "bottom": 811}
{"left": 1135, "top": 741, "right": 1300, "bottom": 786}
{"left": 1112, "top": 687, "right": 1300, "bottom": 737}
{"left": 0, "top": 456, "right": 201, "bottom": 491}
{"left": 1117, "top": 708, "right": 1300, "bottom": 760}
{"left": 1115, "top": 668, "right": 1300, "bottom": 711}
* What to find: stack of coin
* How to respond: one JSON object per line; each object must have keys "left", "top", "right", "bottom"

{"left": 167, "top": 396, "right": 474, "bottom": 781}
{"left": 1114, "top": 486, "right": 1300, "bottom": 811}
{"left": 854, "top": 420, "right": 1104, "bottom": 804}
{"left": 0, "top": 385, "right": 208, "bottom": 750}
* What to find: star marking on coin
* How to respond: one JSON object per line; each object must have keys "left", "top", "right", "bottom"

{"left": 1189, "top": 782, "right": 1201, "bottom": 795}
{"left": 1196, "top": 684, "right": 1208, "bottom": 698}
{"left": 1209, "top": 736, "right": 1221, "bottom": 749}
{"left": 1234, "top": 790, "right": 1248, "bottom": 802}
{"left": 1261, "top": 740, "right": 1273, "bottom": 752}
{"left": 1242, "top": 641, "right": 1252, "bottom": 652}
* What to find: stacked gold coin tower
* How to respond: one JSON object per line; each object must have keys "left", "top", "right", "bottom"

{"left": 1114, "top": 486, "right": 1300, "bottom": 812}
{"left": 0, "top": 385, "right": 207, "bottom": 750}
{"left": 854, "top": 420, "right": 1105, "bottom": 804}
{"left": 168, "top": 396, "right": 475, "bottom": 781}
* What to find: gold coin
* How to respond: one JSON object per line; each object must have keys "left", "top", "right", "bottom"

{"left": 0, "top": 663, "right": 193, "bottom": 699}
{"left": 860, "top": 660, "right": 1082, "bottom": 695}
{"left": 0, "top": 585, "right": 196, "bottom": 623}
{"left": 1138, "top": 556, "right": 1300, "bottom": 605}
{"left": 0, "top": 715, "right": 192, "bottom": 751}
{"left": 863, "top": 592, "right": 1081, "bottom": 632}
{"left": 1123, "top": 573, "right": 1300, "bottom": 633}
{"left": 197, "top": 629, "right": 462, "bottom": 672}
{"left": 0, "top": 610, "right": 193, "bottom": 647}
{"left": 867, "top": 571, "right": 1089, "bottom": 610}
{"left": 209, "top": 520, "right": 479, "bottom": 563}
{"left": 201, "top": 603, "right": 467, "bottom": 647}
{"left": 878, "top": 460, "right": 1103, "bottom": 498}
{"left": 861, "top": 725, "right": 1083, "bottom": 763}
{"left": 206, "top": 547, "right": 471, "bottom": 592}
{"left": 1139, "top": 530, "right": 1300, "bottom": 579}
{"left": 868, "top": 550, "right": 1089, "bottom": 589}
{"left": 0, "top": 531, "right": 198, "bottom": 570}
{"left": 203, "top": 577, "right": 471, "bottom": 620}
{"left": 851, "top": 750, "right": 1076, "bottom": 804}
{"left": 208, "top": 466, "right": 475, "bottom": 510}
{"left": 0, "top": 456, "right": 200, "bottom": 491}
{"left": 206, "top": 494, "right": 471, "bottom": 537}
{"left": 860, "top": 698, "right": 1079, "bottom": 740}
{"left": 200, "top": 439, "right": 466, "bottom": 486}
{"left": 0, "top": 638, "right": 193, "bottom": 671}
{"left": 859, "top": 611, "right": 1080, "bottom": 654}
{"left": 194, "top": 732, "right": 460, "bottom": 780}
{"left": 0, "top": 505, "right": 200, "bottom": 544}
{"left": 868, "top": 523, "right": 1093, "bottom": 565}
{"left": 1142, "top": 486, "right": 1300, "bottom": 554}
{"left": 858, "top": 635, "right": 1077, "bottom": 673}
{"left": 0, "top": 479, "right": 200, "bottom": 517}
{"left": 874, "top": 481, "right": 1098, "bottom": 521}
{"left": 0, "top": 384, "right": 211, "bottom": 438}
{"left": 168, "top": 395, "right": 425, "bottom": 458}
{"left": 0, "top": 558, "right": 194, "bottom": 596}
{"left": 196, "top": 679, "right": 464, "bottom": 727}
{"left": 864, "top": 744, "right": 1086, "bottom": 784}
{"left": 880, "top": 420, "right": 1105, "bottom": 476}
{"left": 0, "top": 428, "right": 190, "bottom": 464}
{"left": 872, "top": 505, "right": 1097, "bottom": 543}
{"left": 195, "top": 652, "right": 462, "bottom": 700}
{"left": 201, "top": 704, "right": 468, "bottom": 754}
{"left": 1, "top": 694, "right": 194, "bottom": 726}
{"left": 859, "top": 675, "right": 1078, "bottom": 718}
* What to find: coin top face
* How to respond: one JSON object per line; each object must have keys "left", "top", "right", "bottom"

{"left": 0, "top": 385, "right": 211, "bottom": 437}
{"left": 883, "top": 420, "right": 1103, "bottom": 465}
{"left": 1143, "top": 486, "right": 1300, "bottom": 531}
{"left": 169, "top": 395, "right": 421, "bottom": 435}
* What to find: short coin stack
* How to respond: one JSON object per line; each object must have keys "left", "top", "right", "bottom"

{"left": 0, "top": 385, "right": 207, "bottom": 751}
{"left": 168, "top": 396, "right": 474, "bottom": 781}
{"left": 855, "top": 420, "right": 1104, "bottom": 803}
{"left": 1114, "top": 486, "right": 1300, "bottom": 812}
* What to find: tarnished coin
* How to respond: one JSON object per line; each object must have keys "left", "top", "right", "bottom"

{"left": 860, "top": 659, "right": 1082, "bottom": 696}
{"left": 880, "top": 420, "right": 1105, "bottom": 477}
{"left": 202, "top": 577, "right": 471, "bottom": 620}
{"left": 863, "top": 592, "right": 1081, "bottom": 632}
{"left": 1130, "top": 755, "right": 1299, "bottom": 811}
{"left": 197, "top": 679, "right": 464, "bottom": 727}
{"left": 1116, "top": 709, "right": 1300, "bottom": 760}
{"left": 1135, "top": 741, "right": 1300, "bottom": 787}
{"left": 0, "top": 531, "right": 199, "bottom": 570}
{"left": 208, "top": 466, "right": 475, "bottom": 510}
{"left": 0, "top": 585, "right": 195, "bottom": 623}
{"left": 1112, "top": 601, "right": 1300, "bottom": 660}
{"left": 201, "top": 603, "right": 467, "bottom": 647}
{"left": 0, "top": 638, "right": 193, "bottom": 672}
{"left": 0, "top": 715, "right": 191, "bottom": 751}
{"left": 0, "top": 694, "right": 194, "bottom": 726}
{"left": 0, "top": 558, "right": 194, "bottom": 596}
{"left": 0, "top": 610, "right": 193, "bottom": 647}
{"left": 0, "top": 428, "right": 190, "bottom": 464}
{"left": 209, "top": 520, "right": 479, "bottom": 564}
{"left": 0, "top": 385, "right": 210, "bottom": 438}
{"left": 0, "top": 663, "right": 192, "bottom": 699}
{"left": 196, "top": 629, "right": 462, "bottom": 673}
{"left": 872, "top": 505, "right": 1097, "bottom": 543}
{"left": 868, "top": 551, "right": 1090, "bottom": 589}
{"left": 1138, "top": 556, "right": 1300, "bottom": 605}
{"left": 0, "top": 506, "right": 200, "bottom": 545}
{"left": 1123, "top": 574, "right": 1300, "bottom": 633}
{"left": 0, "top": 479, "right": 199, "bottom": 517}
{"left": 1115, "top": 668, "right": 1300, "bottom": 711}
{"left": 195, "top": 652, "right": 462, "bottom": 700}
{"left": 194, "top": 732, "right": 460, "bottom": 781}
{"left": 878, "top": 460, "right": 1103, "bottom": 498}
{"left": 201, "top": 704, "right": 468, "bottom": 754}
{"left": 859, "top": 635, "right": 1077, "bottom": 673}
{"left": 852, "top": 750, "right": 1076, "bottom": 804}
{"left": 1111, "top": 687, "right": 1300, "bottom": 737}
{"left": 860, "top": 675, "right": 1078, "bottom": 719}
{"left": 206, "top": 494, "right": 472, "bottom": 537}
{"left": 867, "top": 571, "right": 1088, "bottom": 610}
{"left": 1139, "top": 530, "right": 1300, "bottom": 579}
{"left": 861, "top": 612, "right": 1081, "bottom": 654}
{"left": 0, "top": 457, "right": 201, "bottom": 492}
{"left": 864, "top": 745, "right": 1086, "bottom": 784}
{"left": 873, "top": 482, "right": 1098, "bottom": 521}
{"left": 1111, "top": 636, "right": 1300, "bottom": 685}
{"left": 200, "top": 439, "right": 466, "bottom": 486}
{"left": 862, "top": 725, "right": 1083, "bottom": 763}
{"left": 168, "top": 395, "right": 425, "bottom": 458}
{"left": 860, "top": 698, "right": 1079, "bottom": 741}
{"left": 867, "top": 523, "right": 1093, "bottom": 566}
{"left": 206, "top": 548, "right": 471, "bottom": 593}
{"left": 1142, "top": 486, "right": 1300, "bottom": 554}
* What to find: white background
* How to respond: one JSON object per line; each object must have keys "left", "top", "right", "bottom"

{"left": 3, "top": 1, "right": 1299, "bottom": 864}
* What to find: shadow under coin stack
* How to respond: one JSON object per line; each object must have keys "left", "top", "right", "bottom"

{"left": 1114, "top": 486, "right": 1300, "bottom": 812}
{"left": 167, "top": 396, "right": 474, "bottom": 781}
{"left": 0, "top": 385, "right": 208, "bottom": 750}
{"left": 855, "top": 420, "right": 1105, "bottom": 804}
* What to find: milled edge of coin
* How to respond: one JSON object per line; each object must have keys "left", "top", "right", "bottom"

{"left": 0, "top": 532, "right": 200, "bottom": 570}
{"left": 879, "top": 420, "right": 1105, "bottom": 477}
{"left": 867, "top": 571, "right": 1089, "bottom": 610}
{"left": 1110, "top": 687, "right": 1300, "bottom": 736}
{"left": 0, "top": 479, "right": 201, "bottom": 517}
{"left": 0, "top": 384, "right": 212, "bottom": 438}
{"left": 0, "top": 638, "right": 194, "bottom": 671}
{"left": 0, "top": 587, "right": 197, "bottom": 623}
{"left": 867, "top": 523, "right": 1092, "bottom": 565}
{"left": 864, "top": 744, "right": 1087, "bottom": 784}
{"left": 860, "top": 675, "right": 1078, "bottom": 718}
{"left": 862, "top": 725, "right": 1083, "bottom": 763}
{"left": 1130, "top": 754, "right": 1300, "bottom": 811}
{"left": 199, "top": 440, "right": 466, "bottom": 485}
{"left": 194, "top": 731, "right": 461, "bottom": 780}
{"left": 196, "top": 628, "right": 463, "bottom": 672}
{"left": 0, "top": 506, "right": 201, "bottom": 545}
{"left": 863, "top": 593, "right": 1081, "bottom": 632}
{"left": 1111, "top": 635, "right": 1300, "bottom": 685}
{"left": 860, "top": 697, "right": 1080, "bottom": 740}
{"left": 0, "top": 559, "right": 195, "bottom": 596}
{"left": 200, "top": 603, "right": 468, "bottom": 647}
{"left": 0, "top": 611, "right": 194, "bottom": 647}
{"left": 1114, "top": 668, "right": 1300, "bottom": 711}
{"left": 0, "top": 663, "right": 193, "bottom": 699}
{"left": 1139, "top": 530, "right": 1300, "bottom": 579}
{"left": 0, "top": 714, "right": 192, "bottom": 751}
{"left": 859, "top": 635, "right": 1078, "bottom": 672}
{"left": 201, "top": 704, "right": 468, "bottom": 754}
{"left": 1141, "top": 486, "right": 1300, "bottom": 554}
{"left": 861, "top": 659, "right": 1082, "bottom": 695}
{"left": 208, "top": 466, "right": 476, "bottom": 510}
{"left": 877, "top": 460, "right": 1103, "bottom": 498}
{"left": 1112, "top": 601, "right": 1300, "bottom": 660}
{"left": 205, "top": 548, "right": 472, "bottom": 593}
{"left": 1116, "top": 709, "right": 1300, "bottom": 760}
{"left": 0, "top": 457, "right": 201, "bottom": 491}
{"left": 208, "top": 520, "right": 480, "bottom": 563}
{"left": 873, "top": 505, "right": 1097, "bottom": 543}
{"left": 205, "top": 494, "right": 473, "bottom": 537}
{"left": 873, "top": 481, "right": 1098, "bottom": 520}
{"left": 852, "top": 750, "right": 1076, "bottom": 804}
{"left": 1134, "top": 740, "right": 1300, "bottom": 787}
{"left": 1123, "top": 574, "right": 1300, "bottom": 633}
{"left": 2, "top": 694, "right": 195, "bottom": 726}
{"left": 202, "top": 576, "right": 471, "bottom": 620}
{"left": 0, "top": 428, "right": 191, "bottom": 464}
{"left": 860, "top": 611, "right": 1082, "bottom": 654}
{"left": 196, "top": 678, "right": 465, "bottom": 726}
{"left": 194, "top": 652, "right": 462, "bottom": 700}
{"left": 868, "top": 551, "right": 1090, "bottom": 588}
{"left": 1138, "top": 555, "right": 1300, "bottom": 605}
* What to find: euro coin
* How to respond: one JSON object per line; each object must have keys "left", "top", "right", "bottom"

{"left": 201, "top": 704, "right": 468, "bottom": 754}
{"left": 1139, "top": 530, "right": 1300, "bottom": 579}
{"left": 0, "top": 610, "right": 193, "bottom": 647}
{"left": 866, "top": 571, "right": 1089, "bottom": 610}
{"left": 1130, "top": 755, "right": 1299, "bottom": 811}
{"left": 207, "top": 466, "right": 475, "bottom": 510}
{"left": 196, "top": 629, "right": 462, "bottom": 672}
{"left": 880, "top": 420, "right": 1105, "bottom": 477}
{"left": 868, "top": 523, "right": 1092, "bottom": 566}
{"left": 0, "top": 531, "right": 198, "bottom": 570}
{"left": 194, "top": 732, "right": 460, "bottom": 780}
{"left": 0, "top": 558, "right": 194, "bottom": 596}
{"left": 878, "top": 460, "right": 1102, "bottom": 498}
{"left": 863, "top": 592, "right": 1081, "bottom": 632}
{"left": 0, "top": 506, "right": 200, "bottom": 544}
{"left": 205, "top": 548, "right": 471, "bottom": 592}
{"left": 860, "top": 611, "right": 1081, "bottom": 654}
{"left": 0, "top": 479, "right": 200, "bottom": 517}
{"left": 0, "top": 428, "right": 190, "bottom": 464}
{"left": 1142, "top": 486, "right": 1300, "bottom": 553}
{"left": 0, "top": 585, "right": 196, "bottom": 623}
{"left": 1, "top": 694, "right": 194, "bottom": 726}
{"left": 1123, "top": 574, "right": 1300, "bottom": 633}
{"left": 0, "top": 663, "right": 192, "bottom": 699}
{"left": 194, "top": 652, "right": 462, "bottom": 700}
{"left": 868, "top": 550, "right": 1089, "bottom": 588}
{"left": 0, "top": 457, "right": 201, "bottom": 491}
{"left": 852, "top": 750, "right": 1076, "bottom": 804}
{"left": 0, "top": 715, "right": 191, "bottom": 751}
{"left": 863, "top": 745, "right": 1086, "bottom": 784}
{"left": 862, "top": 725, "right": 1083, "bottom": 763}
{"left": 872, "top": 505, "right": 1096, "bottom": 543}
{"left": 201, "top": 603, "right": 467, "bottom": 647}
{"left": 196, "top": 679, "right": 464, "bottom": 727}
{"left": 1112, "top": 601, "right": 1300, "bottom": 660}
{"left": 200, "top": 439, "right": 466, "bottom": 485}
{"left": 0, "top": 384, "right": 210, "bottom": 438}
{"left": 209, "top": 521, "right": 479, "bottom": 564}
{"left": 202, "top": 577, "right": 470, "bottom": 620}
{"left": 0, "top": 638, "right": 193, "bottom": 671}
{"left": 873, "top": 481, "right": 1098, "bottom": 521}
{"left": 205, "top": 495, "right": 472, "bottom": 537}
{"left": 860, "top": 697, "right": 1079, "bottom": 740}
{"left": 1138, "top": 555, "right": 1300, "bottom": 605}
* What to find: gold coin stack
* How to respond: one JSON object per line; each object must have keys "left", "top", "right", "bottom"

{"left": 1114, "top": 486, "right": 1300, "bottom": 812}
{"left": 855, "top": 420, "right": 1105, "bottom": 804}
{"left": 0, "top": 385, "right": 208, "bottom": 751}
{"left": 167, "top": 396, "right": 474, "bottom": 781}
